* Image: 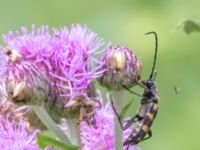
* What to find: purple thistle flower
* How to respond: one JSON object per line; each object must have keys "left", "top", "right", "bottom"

{"left": 2, "top": 25, "right": 55, "bottom": 102}
{"left": 50, "top": 24, "right": 106, "bottom": 105}
{"left": 0, "top": 116, "right": 39, "bottom": 150}
{"left": 0, "top": 48, "right": 50, "bottom": 104}
{"left": 1, "top": 25, "right": 105, "bottom": 107}
{"left": 80, "top": 90, "right": 140, "bottom": 150}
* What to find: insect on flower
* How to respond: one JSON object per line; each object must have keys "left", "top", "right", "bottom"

{"left": 111, "top": 32, "right": 160, "bottom": 149}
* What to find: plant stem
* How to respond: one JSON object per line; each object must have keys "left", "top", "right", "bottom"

{"left": 32, "top": 105, "right": 76, "bottom": 148}
{"left": 113, "top": 90, "right": 123, "bottom": 150}
{"left": 66, "top": 117, "right": 80, "bottom": 147}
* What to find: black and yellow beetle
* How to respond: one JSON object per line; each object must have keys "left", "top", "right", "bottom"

{"left": 111, "top": 32, "right": 160, "bottom": 149}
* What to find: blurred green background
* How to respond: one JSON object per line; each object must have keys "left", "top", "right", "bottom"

{"left": 0, "top": 0, "right": 200, "bottom": 149}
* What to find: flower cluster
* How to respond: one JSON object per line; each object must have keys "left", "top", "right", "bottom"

{"left": 0, "top": 25, "right": 143, "bottom": 150}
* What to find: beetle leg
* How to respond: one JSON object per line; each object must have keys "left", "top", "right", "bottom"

{"left": 142, "top": 129, "right": 152, "bottom": 141}
{"left": 121, "top": 84, "right": 142, "bottom": 97}
{"left": 110, "top": 96, "right": 143, "bottom": 130}
{"left": 126, "top": 145, "right": 130, "bottom": 150}
{"left": 123, "top": 114, "right": 143, "bottom": 130}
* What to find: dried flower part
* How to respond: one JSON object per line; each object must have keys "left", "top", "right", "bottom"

{"left": 64, "top": 95, "right": 99, "bottom": 124}
{"left": 2, "top": 48, "right": 22, "bottom": 63}
{"left": 0, "top": 79, "right": 29, "bottom": 121}
{"left": 97, "top": 45, "right": 142, "bottom": 90}
{"left": 60, "top": 80, "right": 100, "bottom": 123}
{"left": 0, "top": 116, "right": 40, "bottom": 150}
{"left": 0, "top": 98, "right": 29, "bottom": 121}
{"left": 12, "top": 81, "right": 28, "bottom": 101}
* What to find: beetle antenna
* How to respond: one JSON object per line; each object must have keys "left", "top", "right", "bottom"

{"left": 121, "top": 84, "right": 143, "bottom": 97}
{"left": 145, "top": 31, "right": 158, "bottom": 80}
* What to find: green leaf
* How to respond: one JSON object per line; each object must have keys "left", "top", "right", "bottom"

{"left": 37, "top": 133, "right": 78, "bottom": 150}
{"left": 32, "top": 105, "right": 78, "bottom": 150}
{"left": 119, "top": 101, "right": 133, "bottom": 121}
{"left": 39, "top": 130, "right": 56, "bottom": 139}
{"left": 177, "top": 19, "right": 200, "bottom": 35}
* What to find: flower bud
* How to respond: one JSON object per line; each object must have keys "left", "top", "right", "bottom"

{"left": 97, "top": 45, "right": 142, "bottom": 90}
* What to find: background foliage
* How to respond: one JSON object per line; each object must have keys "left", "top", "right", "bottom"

{"left": 0, "top": 0, "right": 199, "bottom": 149}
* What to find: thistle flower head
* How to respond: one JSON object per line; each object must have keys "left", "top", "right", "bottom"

{"left": 50, "top": 24, "right": 105, "bottom": 106}
{"left": 1, "top": 25, "right": 105, "bottom": 108}
{"left": 97, "top": 45, "right": 142, "bottom": 90}
{"left": 1, "top": 26, "right": 57, "bottom": 104}
{"left": 0, "top": 116, "right": 39, "bottom": 150}
{"left": 0, "top": 48, "right": 50, "bottom": 105}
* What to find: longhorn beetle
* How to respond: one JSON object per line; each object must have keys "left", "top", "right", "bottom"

{"left": 111, "top": 31, "right": 160, "bottom": 149}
